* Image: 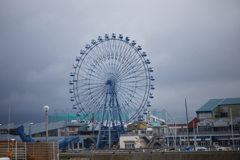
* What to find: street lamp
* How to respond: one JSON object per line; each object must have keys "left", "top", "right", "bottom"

{"left": 43, "top": 105, "right": 50, "bottom": 142}
{"left": 29, "top": 123, "right": 34, "bottom": 138}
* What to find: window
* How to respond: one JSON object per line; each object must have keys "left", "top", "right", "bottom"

{"left": 199, "top": 113, "right": 211, "bottom": 119}
{"left": 239, "top": 106, "right": 240, "bottom": 117}
{"left": 220, "top": 107, "right": 228, "bottom": 112}
{"left": 69, "top": 143, "right": 72, "bottom": 149}
{"left": 79, "top": 143, "right": 82, "bottom": 148}
{"left": 220, "top": 107, "right": 228, "bottom": 118}
{"left": 74, "top": 143, "right": 78, "bottom": 149}
{"left": 49, "top": 129, "right": 58, "bottom": 137}
{"left": 125, "top": 141, "right": 135, "bottom": 149}
{"left": 198, "top": 126, "right": 211, "bottom": 132}
{"left": 213, "top": 113, "right": 219, "bottom": 118}
{"left": 177, "top": 128, "right": 182, "bottom": 133}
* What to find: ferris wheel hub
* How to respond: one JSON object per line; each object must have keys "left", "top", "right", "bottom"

{"left": 106, "top": 80, "right": 112, "bottom": 85}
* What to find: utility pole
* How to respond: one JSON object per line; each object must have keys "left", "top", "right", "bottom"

{"left": 185, "top": 98, "right": 189, "bottom": 147}
{"left": 166, "top": 111, "right": 169, "bottom": 147}
{"left": 230, "top": 108, "right": 234, "bottom": 148}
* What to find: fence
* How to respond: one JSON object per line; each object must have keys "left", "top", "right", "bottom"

{"left": 0, "top": 142, "right": 58, "bottom": 160}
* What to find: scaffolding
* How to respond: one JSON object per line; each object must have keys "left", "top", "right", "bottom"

{"left": 150, "top": 109, "right": 173, "bottom": 124}
{"left": 49, "top": 109, "right": 173, "bottom": 124}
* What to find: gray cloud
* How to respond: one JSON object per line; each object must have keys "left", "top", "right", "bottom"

{"left": 0, "top": 0, "right": 240, "bottom": 124}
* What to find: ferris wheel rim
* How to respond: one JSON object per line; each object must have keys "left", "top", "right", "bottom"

{"left": 70, "top": 35, "right": 153, "bottom": 123}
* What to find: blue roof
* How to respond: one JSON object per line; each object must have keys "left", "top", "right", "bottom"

{"left": 196, "top": 98, "right": 240, "bottom": 113}
{"left": 168, "top": 117, "right": 195, "bottom": 125}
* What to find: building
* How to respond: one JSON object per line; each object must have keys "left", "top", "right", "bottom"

{"left": 166, "top": 117, "right": 200, "bottom": 146}
{"left": 196, "top": 98, "right": 240, "bottom": 120}
{"left": 119, "top": 134, "right": 148, "bottom": 149}
{"left": 194, "top": 97, "right": 240, "bottom": 147}
{"left": 127, "top": 121, "right": 148, "bottom": 134}
{"left": 196, "top": 118, "right": 240, "bottom": 146}
{"left": 0, "top": 120, "right": 95, "bottom": 151}
{"left": 167, "top": 117, "right": 200, "bottom": 133}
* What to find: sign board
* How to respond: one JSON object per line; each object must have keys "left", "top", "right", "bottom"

{"left": 149, "top": 122, "right": 159, "bottom": 126}
{"left": 68, "top": 127, "right": 75, "bottom": 132}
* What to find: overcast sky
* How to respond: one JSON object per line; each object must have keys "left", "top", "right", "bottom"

{"left": 0, "top": 0, "right": 240, "bottom": 125}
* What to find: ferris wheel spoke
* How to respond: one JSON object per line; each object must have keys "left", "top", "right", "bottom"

{"left": 117, "top": 59, "right": 141, "bottom": 79}
{"left": 111, "top": 40, "right": 122, "bottom": 73}
{"left": 119, "top": 87, "right": 143, "bottom": 105}
{"left": 115, "top": 51, "right": 136, "bottom": 72}
{"left": 117, "top": 86, "right": 143, "bottom": 104}
{"left": 105, "top": 41, "right": 117, "bottom": 73}
{"left": 79, "top": 93, "right": 105, "bottom": 112}
{"left": 112, "top": 41, "right": 131, "bottom": 74}
{"left": 84, "top": 52, "right": 109, "bottom": 80}
{"left": 120, "top": 85, "right": 144, "bottom": 100}
{"left": 135, "top": 77, "right": 148, "bottom": 83}
{"left": 119, "top": 70, "right": 146, "bottom": 82}
{"left": 115, "top": 89, "right": 139, "bottom": 112}
{"left": 76, "top": 83, "right": 103, "bottom": 89}
{"left": 94, "top": 42, "right": 112, "bottom": 72}
{"left": 77, "top": 87, "right": 105, "bottom": 98}
{"left": 118, "top": 59, "right": 144, "bottom": 80}
{"left": 116, "top": 44, "right": 139, "bottom": 72}
{"left": 135, "top": 86, "right": 148, "bottom": 92}
{"left": 88, "top": 72, "right": 106, "bottom": 81}
{"left": 77, "top": 86, "right": 104, "bottom": 95}
{"left": 105, "top": 40, "right": 114, "bottom": 71}
{"left": 115, "top": 92, "right": 135, "bottom": 111}
{"left": 75, "top": 73, "right": 90, "bottom": 80}
{"left": 84, "top": 98, "right": 104, "bottom": 113}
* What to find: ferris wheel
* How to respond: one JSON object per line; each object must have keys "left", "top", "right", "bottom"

{"left": 69, "top": 33, "right": 155, "bottom": 148}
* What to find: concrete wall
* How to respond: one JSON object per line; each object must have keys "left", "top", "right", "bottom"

{"left": 60, "top": 151, "right": 240, "bottom": 160}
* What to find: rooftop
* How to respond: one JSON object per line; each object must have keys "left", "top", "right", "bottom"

{"left": 168, "top": 117, "right": 195, "bottom": 125}
{"left": 196, "top": 97, "right": 240, "bottom": 113}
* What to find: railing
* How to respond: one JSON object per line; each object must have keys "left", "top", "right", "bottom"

{"left": 196, "top": 131, "right": 240, "bottom": 135}
{"left": 120, "top": 133, "right": 139, "bottom": 137}
{"left": 120, "top": 133, "right": 158, "bottom": 137}
{"left": 165, "top": 130, "right": 240, "bottom": 136}
{"left": 65, "top": 122, "right": 85, "bottom": 126}
{"left": 0, "top": 142, "right": 58, "bottom": 160}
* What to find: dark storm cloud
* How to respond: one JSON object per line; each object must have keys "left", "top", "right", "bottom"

{"left": 0, "top": 0, "right": 240, "bottom": 124}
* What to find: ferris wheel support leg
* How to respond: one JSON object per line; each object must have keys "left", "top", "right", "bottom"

{"left": 108, "top": 104, "right": 111, "bottom": 148}
{"left": 115, "top": 98, "right": 124, "bottom": 131}
{"left": 96, "top": 93, "right": 108, "bottom": 148}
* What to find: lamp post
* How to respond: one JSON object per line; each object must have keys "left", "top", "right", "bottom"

{"left": 29, "top": 123, "right": 34, "bottom": 138}
{"left": 43, "top": 105, "right": 50, "bottom": 142}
